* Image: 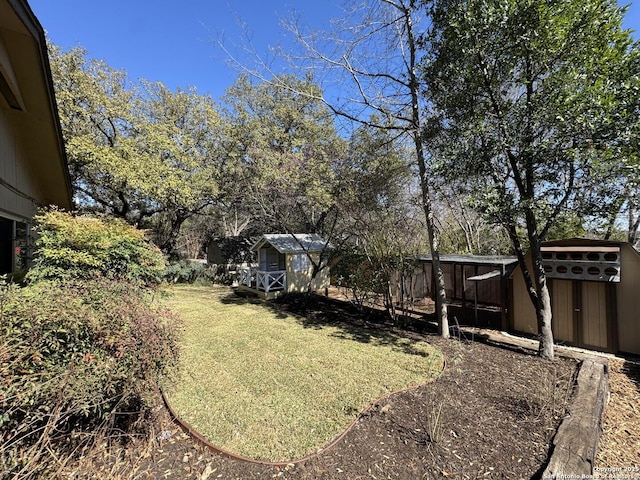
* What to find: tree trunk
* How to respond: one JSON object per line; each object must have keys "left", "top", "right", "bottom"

{"left": 527, "top": 223, "right": 555, "bottom": 360}
{"left": 159, "top": 211, "right": 190, "bottom": 259}
{"left": 536, "top": 280, "right": 555, "bottom": 360}
{"left": 604, "top": 198, "right": 624, "bottom": 240}
{"left": 429, "top": 214, "right": 450, "bottom": 338}
{"left": 628, "top": 200, "right": 640, "bottom": 246}
{"left": 406, "top": 3, "right": 449, "bottom": 338}
{"left": 385, "top": 278, "right": 397, "bottom": 322}
{"left": 416, "top": 143, "right": 449, "bottom": 338}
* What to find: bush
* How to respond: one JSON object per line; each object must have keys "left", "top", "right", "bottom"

{"left": 163, "top": 259, "right": 217, "bottom": 284}
{"left": 0, "top": 210, "right": 180, "bottom": 478}
{"left": 27, "top": 208, "right": 165, "bottom": 286}
{"left": 332, "top": 248, "right": 386, "bottom": 310}
{"left": 0, "top": 279, "right": 180, "bottom": 477}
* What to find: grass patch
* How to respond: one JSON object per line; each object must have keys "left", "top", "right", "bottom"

{"left": 163, "top": 285, "right": 443, "bottom": 461}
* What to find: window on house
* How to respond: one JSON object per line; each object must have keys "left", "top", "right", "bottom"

{"left": 292, "top": 253, "right": 309, "bottom": 273}
{"left": 14, "top": 221, "right": 30, "bottom": 271}
{"left": 0, "top": 217, "right": 12, "bottom": 274}
{"left": 0, "top": 218, "right": 32, "bottom": 274}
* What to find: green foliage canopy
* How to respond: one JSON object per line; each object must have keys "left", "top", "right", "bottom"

{"left": 49, "top": 45, "right": 223, "bottom": 254}
{"left": 221, "top": 74, "right": 347, "bottom": 235}
{"left": 423, "top": 0, "right": 635, "bottom": 242}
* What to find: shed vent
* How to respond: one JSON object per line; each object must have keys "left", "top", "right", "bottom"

{"left": 541, "top": 246, "right": 620, "bottom": 282}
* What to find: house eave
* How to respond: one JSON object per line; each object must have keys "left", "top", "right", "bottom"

{"left": 2, "top": 0, "right": 73, "bottom": 211}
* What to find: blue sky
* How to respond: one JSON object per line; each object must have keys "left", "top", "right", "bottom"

{"left": 29, "top": 0, "right": 640, "bottom": 101}
{"left": 29, "top": 0, "right": 344, "bottom": 100}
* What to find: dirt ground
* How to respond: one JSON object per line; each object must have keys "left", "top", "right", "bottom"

{"left": 67, "top": 295, "right": 585, "bottom": 480}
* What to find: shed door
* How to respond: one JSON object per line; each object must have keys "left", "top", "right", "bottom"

{"left": 580, "top": 282, "right": 608, "bottom": 349}
{"left": 551, "top": 280, "right": 575, "bottom": 344}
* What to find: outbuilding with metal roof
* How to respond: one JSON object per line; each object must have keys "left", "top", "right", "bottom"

{"left": 238, "top": 233, "right": 332, "bottom": 298}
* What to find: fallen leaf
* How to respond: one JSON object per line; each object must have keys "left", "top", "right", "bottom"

{"left": 199, "top": 464, "right": 216, "bottom": 480}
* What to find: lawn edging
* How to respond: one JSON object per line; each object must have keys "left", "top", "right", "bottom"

{"left": 159, "top": 356, "right": 446, "bottom": 466}
{"left": 542, "top": 358, "right": 609, "bottom": 478}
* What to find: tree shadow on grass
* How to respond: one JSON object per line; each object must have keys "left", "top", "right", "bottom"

{"left": 218, "top": 290, "right": 289, "bottom": 319}
{"left": 220, "top": 289, "right": 441, "bottom": 359}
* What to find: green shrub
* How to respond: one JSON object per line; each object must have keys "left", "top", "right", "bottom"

{"left": 0, "top": 279, "right": 180, "bottom": 477}
{"left": 332, "top": 248, "right": 386, "bottom": 309}
{"left": 27, "top": 208, "right": 165, "bottom": 286}
{"left": 163, "top": 259, "right": 216, "bottom": 284}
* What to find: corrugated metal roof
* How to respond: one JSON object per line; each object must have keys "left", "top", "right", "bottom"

{"left": 542, "top": 238, "right": 627, "bottom": 248}
{"left": 253, "top": 234, "right": 331, "bottom": 254}
{"left": 416, "top": 254, "right": 518, "bottom": 266}
{"left": 467, "top": 270, "right": 503, "bottom": 281}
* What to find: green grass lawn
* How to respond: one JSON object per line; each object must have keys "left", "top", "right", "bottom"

{"left": 162, "top": 285, "right": 443, "bottom": 461}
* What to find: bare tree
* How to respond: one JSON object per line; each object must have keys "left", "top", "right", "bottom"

{"left": 217, "top": 0, "right": 450, "bottom": 337}
{"left": 280, "top": 0, "right": 450, "bottom": 337}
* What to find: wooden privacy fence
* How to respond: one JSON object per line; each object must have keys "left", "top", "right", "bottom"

{"left": 332, "top": 252, "right": 517, "bottom": 327}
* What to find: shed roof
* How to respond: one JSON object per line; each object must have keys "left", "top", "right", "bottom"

{"left": 416, "top": 254, "right": 518, "bottom": 267}
{"left": 209, "top": 236, "right": 254, "bottom": 250}
{"left": 252, "top": 234, "right": 331, "bottom": 254}
{"left": 542, "top": 238, "right": 628, "bottom": 248}
{"left": 467, "top": 270, "right": 503, "bottom": 281}
{"left": 528, "top": 238, "right": 639, "bottom": 258}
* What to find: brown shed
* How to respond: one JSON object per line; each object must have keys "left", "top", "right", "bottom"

{"left": 206, "top": 236, "right": 254, "bottom": 267}
{"left": 510, "top": 238, "right": 640, "bottom": 355}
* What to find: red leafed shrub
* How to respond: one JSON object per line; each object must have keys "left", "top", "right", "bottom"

{"left": 0, "top": 279, "right": 181, "bottom": 477}
{"left": 0, "top": 211, "right": 180, "bottom": 478}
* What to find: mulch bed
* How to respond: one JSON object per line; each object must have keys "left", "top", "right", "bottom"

{"left": 70, "top": 295, "right": 578, "bottom": 479}
{"left": 596, "top": 359, "right": 640, "bottom": 469}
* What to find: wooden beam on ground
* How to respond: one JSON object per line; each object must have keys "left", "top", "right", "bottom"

{"left": 542, "top": 358, "right": 609, "bottom": 478}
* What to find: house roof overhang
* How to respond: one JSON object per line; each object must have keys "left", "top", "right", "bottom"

{"left": 0, "top": 0, "right": 72, "bottom": 211}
